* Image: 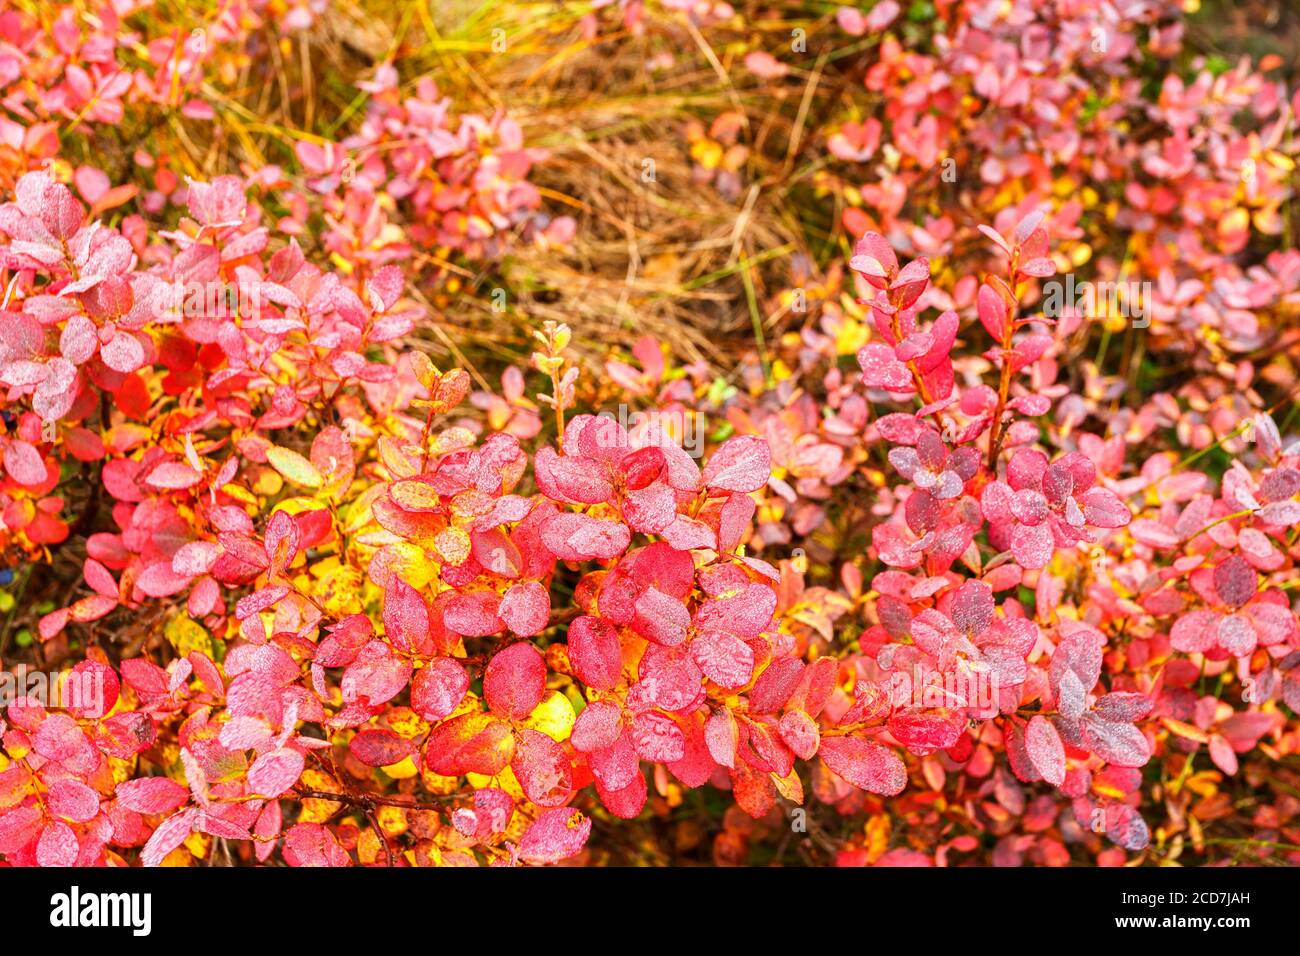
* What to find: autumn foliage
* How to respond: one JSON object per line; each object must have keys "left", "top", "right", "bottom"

{"left": 0, "top": 0, "right": 1299, "bottom": 868}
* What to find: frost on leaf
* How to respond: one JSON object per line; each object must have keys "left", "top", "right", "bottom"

{"left": 518, "top": 808, "right": 591, "bottom": 865}
{"left": 819, "top": 737, "right": 907, "bottom": 795}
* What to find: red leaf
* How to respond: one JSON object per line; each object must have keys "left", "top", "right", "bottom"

{"left": 541, "top": 513, "right": 630, "bottom": 561}
{"left": 511, "top": 728, "right": 574, "bottom": 807}
{"left": 887, "top": 711, "right": 964, "bottom": 753}
{"left": 567, "top": 615, "right": 623, "bottom": 691}
{"left": 116, "top": 776, "right": 189, "bottom": 815}
{"left": 819, "top": 737, "right": 907, "bottom": 795}
{"left": 411, "top": 658, "right": 469, "bottom": 722}
{"left": 349, "top": 729, "right": 415, "bottom": 767}
{"left": 483, "top": 642, "right": 547, "bottom": 719}
{"left": 977, "top": 282, "right": 1007, "bottom": 342}
{"left": 749, "top": 658, "right": 805, "bottom": 714}
{"left": 424, "top": 712, "right": 513, "bottom": 776}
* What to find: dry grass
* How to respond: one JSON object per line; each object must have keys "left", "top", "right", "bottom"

{"left": 103, "top": 0, "right": 1300, "bottom": 387}
{"left": 153, "top": 1, "right": 881, "bottom": 380}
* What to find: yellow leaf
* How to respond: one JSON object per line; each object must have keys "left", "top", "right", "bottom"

{"left": 430, "top": 427, "right": 477, "bottom": 457}
{"left": 382, "top": 755, "right": 420, "bottom": 779}
{"left": 386, "top": 706, "right": 430, "bottom": 739}
{"left": 297, "top": 769, "right": 343, "bottom": 823}
{"left": 420, "top": 769, "right": 463, "bottom": 796}
{"left": 250, "top": 466, "right": 284, "bottom": 498}
{"left": 1265, "top": 150, "right": 1295, "bottom": 172}
{"left": 266, "top": 445, "right": 323, "bottom": 489}
{"left": 358, "top": 827, "right": 383, "bottom": 865}
{"left": 343, "top": 484, "right": 385, "bottom": 534}
{"left": 378, "top": 436, "right": 419, "bottom": 480}
{"left": 772, "top": 768, "right": 803, "bottom": 804}
{"left": 165, "top": 614, "right": 217, "bottom": 659}
{"left": 109, "top": 762, "right": 142, "bottom": 797}
{"left": 524, "top": 691, "right": 576, "bottom": 743}
{"left": 273, "top": 496, "right": 328, "bottom": 516}
{"left": 834, "top": 317, "right": 869, "bottom": 356}
{"left": 1185, "top": 771, "right": 1221, "bottom": 800}
{"left": 183, "top": 831, "right": 210, "bottom": 860}
{"left": 409, "top": 351, "right": 438, "bottom": 389}
{"left": 1161, "top": 718, "right": 1209, "bottom": 744}
{"left": 377, "top": 805, "right": 408, "bottom": 838}
{"left": 434, "top": 526, "right": 472, "bottom": 566}
{"left": 314, "top": 563, "right": 364, "bottom": 617}
{"left": 865, "top": 814, "right": 891, "bottom": 863}
{"left": 690, "top": 139, "right": 723, "bottom": 170}
{"left": 385, "top": 541, "right": 439, "bottom": 588}
{"left": 1218, "top": 207, "right": 1249, "bottom": 238}
{"left": 160, "top": 846, "right": 193, "bottom": 866}
{"left": 390, "top": 478, "right": 442, "bottom": 512}
{"left": 468, "top": 767, "right": 525, "bottom": 803}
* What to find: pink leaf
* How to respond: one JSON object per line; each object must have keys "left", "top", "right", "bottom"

{"left": 1025, "top": 715, "right": 1066, "bottom": 786}
{"left": 702, "top": 436, "right": 772, "bottom": 493}
{"left": 247, "top": 747, "right": 305, "bottom": 798}
{"left": 444, "top": 590, "right": 504, "bottom": 637}
{"left": 3, "top": 440, "right": 46, "bottom": 487}
{"left": 541, "top": 512, "right": 630, "bottom": 561}
{"left": 341, "top": 641, "right": 411, "bottom": 708}
{"left": 499, "top": 581, "right": 550, "bottom": 637}
{"left": 100, "top": 330, "right": 146, "bottom": 373}
{"left": 37, "top": 820, "right": 79, "bottom": 867}
{"left": 410, "top": 658, "right": 470, "bottom": 722}
{"left": 1081, "top": 713, "right": 1151, "bottom": 768}
{"left": 47, "top": 779, "right": 101, "bottom": 823}
{"left": 1079, "top": 488, "right": 1131, "bottom": 528}
{"left": 691, "top": 629, "right": 755, "bottom": 689}
{"left": 518, "top": 808, "right": 591, "bottom": 865}
{"left": 60, "top": 315, "right": 98, "bottom": 364}
{"left": 141, "top": 809, "right": 196, "bottom": 867}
